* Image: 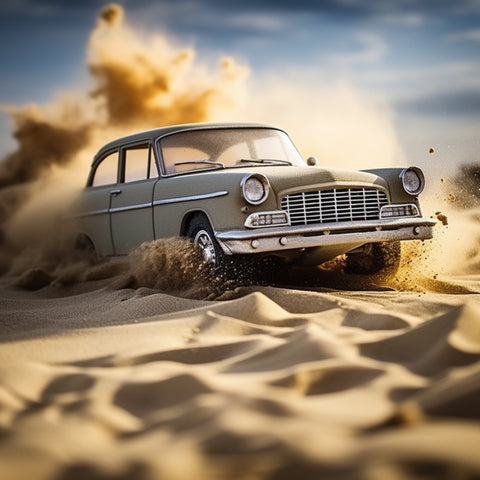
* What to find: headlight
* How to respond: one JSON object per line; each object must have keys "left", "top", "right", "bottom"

{"left": 241, "top": 174, "right": 270, "bottom": 205}
{"left": 400, "top": 167, "right": 425, "bottom": 195}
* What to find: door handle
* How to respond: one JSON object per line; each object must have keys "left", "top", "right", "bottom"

{"left": 110, "top": 189, "right": 122, "bottom": 196}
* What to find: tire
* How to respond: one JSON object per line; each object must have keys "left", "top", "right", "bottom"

{"left": 345, "top": 241, "right": 401, "bottom": 280}
{"left": 185, "top": 214, "right": 267, "bottom": 284}
{"left": 74, "top": 234, "right": 99, "bottom": 264}
{"left": 185, "top": 214, "right": 226, "bottom": 268}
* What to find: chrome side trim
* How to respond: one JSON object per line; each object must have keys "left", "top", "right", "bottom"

{"left": 153, "top": 190, "right": 228, "bottom": 206}
{"left": 71, "top": 208, "right": 109, "bottom": 219}
{"left": 110, "top": 202, "right": 152, "bottom": 213}
{"left": 72, "top": 190, "right": 229, "bottom": 218}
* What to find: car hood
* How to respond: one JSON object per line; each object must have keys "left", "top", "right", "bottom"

{"left": 166, "top": 165, "right": 390, "bottom": 201}
{"left": 243, "top": 165, "right": 389, "bottom": 195}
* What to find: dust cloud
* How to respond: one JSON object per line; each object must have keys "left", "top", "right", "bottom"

{"left": 88, "top": 4, "right": 247, "bottom": 128}
{"left": 0, "top": 3, "right": 247, "bottom": 284}
{"left": 238, "top": 76, "right": 403, "bottom": 171}
{"left": 0, "top": 3, "right": 477, "bottom": 294}
{"left": 386, "top": 174, "right": 480, "bottom": 293}
{"left": 128, "top": 239, "right": 232, "bottom": 300}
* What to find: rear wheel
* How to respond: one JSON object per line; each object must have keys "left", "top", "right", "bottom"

{"left": 74, "top": 234, "right": 98, "bottom": 263}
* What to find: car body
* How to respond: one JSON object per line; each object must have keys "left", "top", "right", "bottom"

{"left": 71, "top": 122, "right": 436, "bottom": 274}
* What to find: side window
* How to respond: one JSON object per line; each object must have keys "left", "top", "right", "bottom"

{"left": 92, "top": 151, "right": 118, "bottom": 187}
{"left": 124, "top": 145, "right": 153, "bottom": 183}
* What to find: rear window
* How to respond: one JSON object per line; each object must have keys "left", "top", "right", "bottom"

{"left": 91, "top": 151, "right": 118, "bottom": 187}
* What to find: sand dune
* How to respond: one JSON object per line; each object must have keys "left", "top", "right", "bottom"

{"left": 1, "top": 262, "right": 480, "bottom": 480}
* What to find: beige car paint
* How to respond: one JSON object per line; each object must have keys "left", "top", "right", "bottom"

{"left": 72, "top": 123, "right": 435, "bottom": 264}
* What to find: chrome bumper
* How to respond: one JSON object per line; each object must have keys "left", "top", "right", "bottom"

{"left": 216, "top": 217, "right": 437, "bottom": 255}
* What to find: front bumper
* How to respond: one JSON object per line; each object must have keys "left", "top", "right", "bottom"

{"left": 216, "top": 217, "right": 437, "bottom": 255}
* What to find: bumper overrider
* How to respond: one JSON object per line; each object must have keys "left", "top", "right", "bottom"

{"left": 215, "top": 207, "right": 437, "bottom": 255}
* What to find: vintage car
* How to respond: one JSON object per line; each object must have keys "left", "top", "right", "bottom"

{"left": 72, "top": 122, "right": 436, "bottom": 278}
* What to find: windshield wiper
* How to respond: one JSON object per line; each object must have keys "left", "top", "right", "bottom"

{"left": 174, "top": 160, "right": 225, "bottom": 169}
{"left": 240, "top": 158, "right": 292, "bottom": 166}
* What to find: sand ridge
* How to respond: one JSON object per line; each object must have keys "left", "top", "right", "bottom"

{"left": 1, "top": 272, "right": 480, "bottom": 479}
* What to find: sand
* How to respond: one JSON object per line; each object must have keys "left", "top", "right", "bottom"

{"left": 1, "top": 249, "right": 480, "bottom": 480}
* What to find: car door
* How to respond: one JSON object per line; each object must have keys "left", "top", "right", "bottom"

{"left": 80, "top": 149, "right": 119, "bottom": 256}
{"left": 110, "top": 143, "right": 158, "bottom": 255}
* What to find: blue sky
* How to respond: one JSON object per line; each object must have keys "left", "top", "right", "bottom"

{"left": 1, "top": 0, "right": 479, "bottom": 177}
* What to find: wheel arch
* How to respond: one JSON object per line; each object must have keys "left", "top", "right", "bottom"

{"left": 74, "top": 232, "right": 97, "bottom": 254}
{"left": 180, "top": 210, "right": 214, "bottom": 237}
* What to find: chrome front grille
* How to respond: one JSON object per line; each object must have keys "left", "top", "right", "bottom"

{"left": 281, "top": 188, "right": 389, "bottom": 226}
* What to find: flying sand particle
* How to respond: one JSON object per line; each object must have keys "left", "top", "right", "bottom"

{"left": 435, "top": 212, "right": 448, "bottom": 226}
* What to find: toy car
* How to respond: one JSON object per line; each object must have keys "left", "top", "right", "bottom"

{"left": 72, "top": 123, "right": 435, "bottom": 277}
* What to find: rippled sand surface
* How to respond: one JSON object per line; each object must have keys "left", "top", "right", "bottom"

{"left": 1, "top": 262, "right": 480, "bottom": 480}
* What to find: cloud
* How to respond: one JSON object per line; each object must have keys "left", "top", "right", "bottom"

{"left": 398, "top": 89, "right": 480, "bottom": 117}
{"left": 378, "top": 12, "right": 424, "bottom": 27}
{"left": 328, "top": 32, "right": 388, "bottom": 66}
{"left": 4, "top": 0, "right": 480, "bottom": 24}
{"left": 0, "top": 0, "right": 100, "bottom": 17}
{"left": 382, "top": 59, "right": 480, "bottom": 118}
{"left": 224, "top": 12, "right": 286, "bottom": 32}
{"left": 447, "top": 29, "right": 480, "bottom": 42}
{"left": 130, "top": 0, "right": 480, "bottom": 23}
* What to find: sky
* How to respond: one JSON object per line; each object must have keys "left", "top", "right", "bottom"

{"left": 0, "top": 0, "right": 479, "bottom": 180}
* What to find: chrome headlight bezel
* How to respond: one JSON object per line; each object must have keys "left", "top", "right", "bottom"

{"left": 400, "top": 167, "right": 425, "bottom": 196}
{"left": 241, "top": 174, "right": 270, "bottom": 205}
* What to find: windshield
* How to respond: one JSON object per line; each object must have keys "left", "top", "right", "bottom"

{"left": 158, "top": 127, "right": 306, "bottom": 174}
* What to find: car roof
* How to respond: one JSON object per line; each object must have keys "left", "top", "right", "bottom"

{"left": 94, "top": 122, "right": 283, "bottom": 159}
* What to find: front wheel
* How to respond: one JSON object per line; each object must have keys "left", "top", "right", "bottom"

{"left": 185, "top": 214, "right": 226, "bottom": 268}
{"left": 185, "top": 214, "right": 271, "bottom": 284}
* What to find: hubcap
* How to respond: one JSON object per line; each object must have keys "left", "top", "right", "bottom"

{"left": 194, "top": 229, "right": 217, "bottom": 264}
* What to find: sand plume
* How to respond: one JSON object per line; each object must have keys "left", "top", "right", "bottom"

{"left": 0, "top": 103, "right": 91, "bottom": 189}
{"left": 0, "top": 3, "right": 247, "bottom": 279}
{"left": 88, "top": 4, "right": 247, "bottom": 128}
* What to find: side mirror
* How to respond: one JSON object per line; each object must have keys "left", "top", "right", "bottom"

{"left": 306, "top": 156, "right": 319, "bottom": 166}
